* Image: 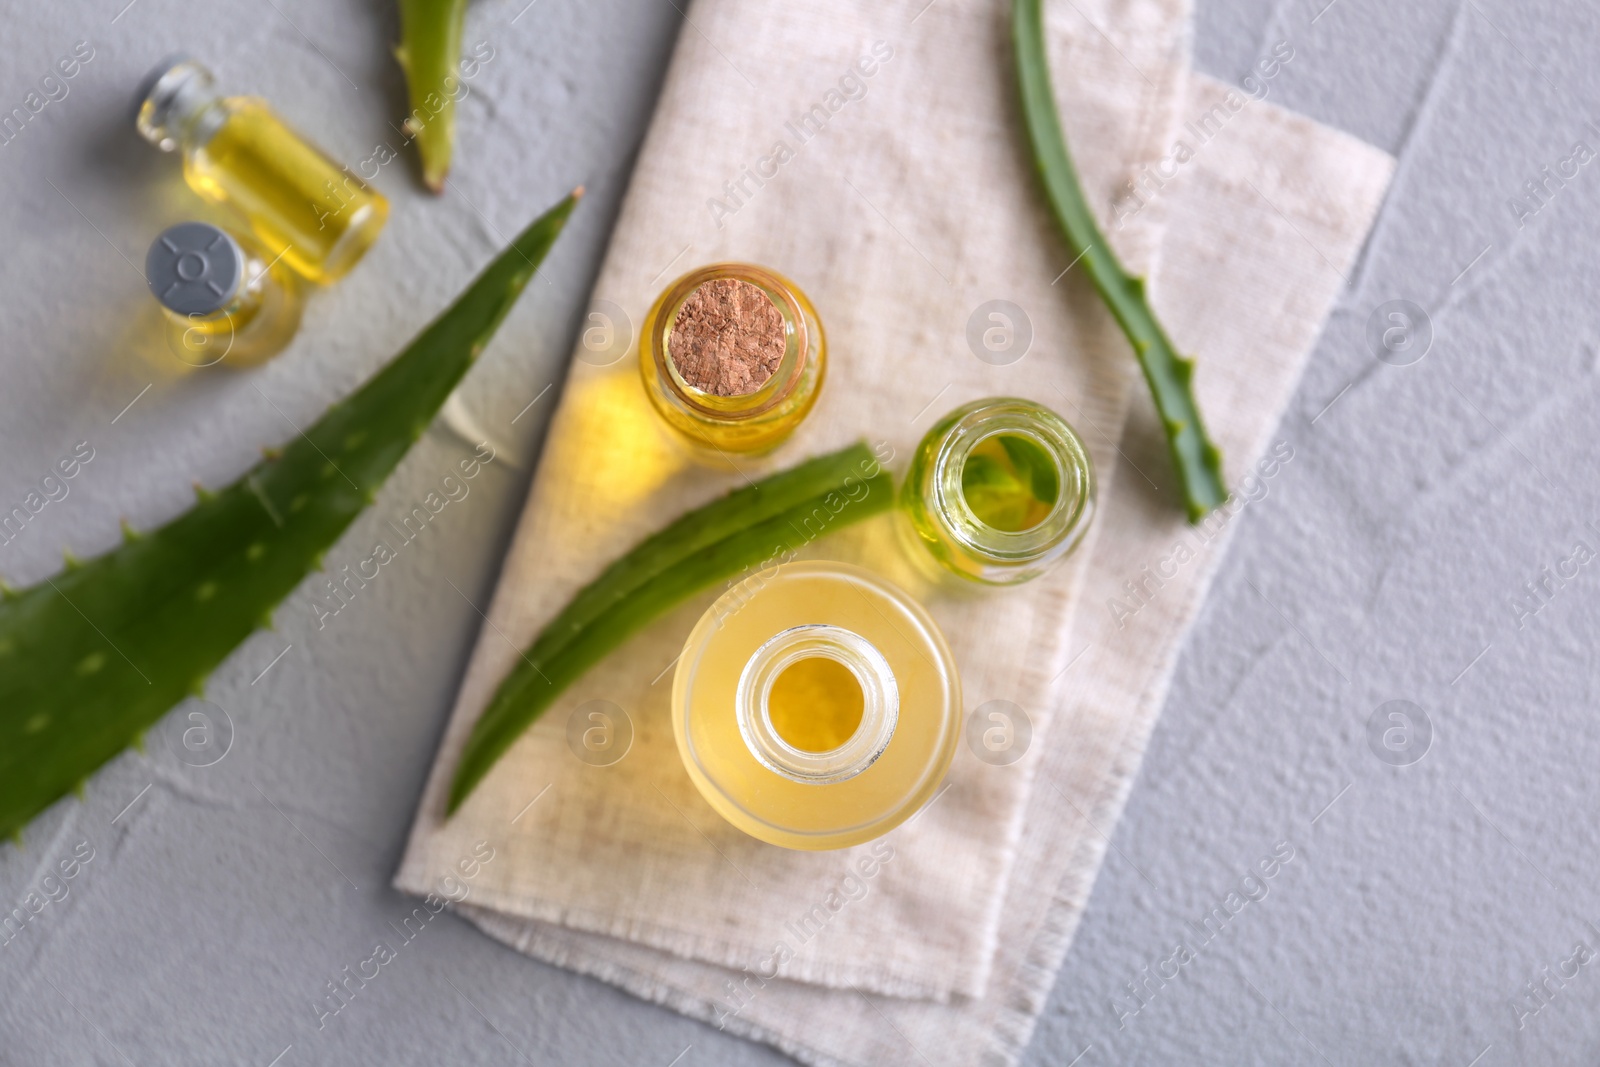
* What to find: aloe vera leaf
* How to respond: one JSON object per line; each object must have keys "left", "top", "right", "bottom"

{"left": 1012, "top": 0, "right": 1226, "bottom": 521}
{"left": 396, "top": 0, "right": 468, "bottom": 193}
{"left": 447, "top": 451, "right": 893, "bottom": 813}
{"left": 527, "top": 445, "right": 881, "bottom": 670}
{"left": 0, "top": 190, "right": 581, "bottom": 842}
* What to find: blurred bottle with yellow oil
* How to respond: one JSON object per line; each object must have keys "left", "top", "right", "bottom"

{"left": 135, "top": 56, "right": 387, "bottom": 284}
{"left": 144, "top": 221, "right": 303, "bottom": 367}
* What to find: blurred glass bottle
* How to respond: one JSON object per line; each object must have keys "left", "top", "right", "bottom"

{"left": 146, "top": 221, "right": 303, "bottom": 367}
{"left": 135, "top": 56, "right": 387, "bottom": 284}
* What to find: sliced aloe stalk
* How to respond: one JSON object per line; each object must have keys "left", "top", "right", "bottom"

{"left": 1013, "top": 0, "right": 1226, "bottom": 521}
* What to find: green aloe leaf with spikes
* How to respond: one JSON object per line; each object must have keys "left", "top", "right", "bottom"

{"left": 0, "top": 189, "right": 582, "bottom": 842}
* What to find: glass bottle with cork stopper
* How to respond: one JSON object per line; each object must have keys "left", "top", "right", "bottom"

{"left": 640, "top": 263, "right": 825, "bottom": 456}
{"left": 902, "top": 397, "right": 1096, "bottom": 585}
{"left": 134, "top": 55, "right": 388, "bottom": 284}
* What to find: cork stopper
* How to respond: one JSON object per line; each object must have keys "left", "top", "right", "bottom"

{"left": 667, "top": 278, "right": 785, "bottom": 396}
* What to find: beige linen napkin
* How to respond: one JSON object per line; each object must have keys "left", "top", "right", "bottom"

{"left": 397, "top": 0, "right": 1192, "bottom": 1004}
{"left": 457, "top": 74, "right": 1394, "bottom": 1066}
{"left": 396, "top": 0, "right": 1395, "bottom": 1062}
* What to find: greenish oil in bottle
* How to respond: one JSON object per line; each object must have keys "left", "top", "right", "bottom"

{"left": 960, "top": 433, "right": 1060, "bottom": 533}
{"left": 902, "top": 397, "right": 1096, "bottom": 585}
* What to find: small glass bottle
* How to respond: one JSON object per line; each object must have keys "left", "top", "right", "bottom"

{"left": 134, "top": 56, "right": 388, "bottom": 284}
{"left": 146, "top": 221, "right": 303, "bottom": 367}
{"left": 672, "top": 561, "right": 960, "bottom": 851}
{"left": 902, "top": 397, "right": 1096, "bottom": 585}
{"left": 640, "top": 263, "right": 825, "bottom": 457}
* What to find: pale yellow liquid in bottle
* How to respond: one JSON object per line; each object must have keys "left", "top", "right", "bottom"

{"left": 673, "top": 563, "right": 960, "bottom": 851}
{"left": 185, "top": 99, "right": 388, "bottom": 283}
{"left": 767, "top": 657, "right": 865, "bottom": 752}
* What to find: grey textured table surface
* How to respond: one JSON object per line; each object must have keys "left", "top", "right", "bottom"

{"left": 2, "top": 0, "right": 1596, "bottom": 1064}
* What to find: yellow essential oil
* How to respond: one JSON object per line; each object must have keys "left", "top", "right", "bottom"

{"left": 903, "top": 397, "right": 1095, "bottom": 585}
{"left": 136, "top": 57, "right": 388, "bottom": 284}
{"left": 673, "top": 561, "right": 960, "bottom": 851}
{"left": 767, "top": 656, "right": 864, "bottom": 752}
{"left": 145, "top": 221, "right": 303, "bottom": 368}
{"left": 641, "top": 263, "right": 826, "bottom": 458}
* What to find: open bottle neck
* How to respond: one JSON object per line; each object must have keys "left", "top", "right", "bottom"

{"left": 135, "top": 58, "right": 227, "bottom": 152}
{"left": 930, "top": 400, "right": 1094, "bottom": 567}
{"left": 735, "top": 624, "right": 898, "bottom": 785}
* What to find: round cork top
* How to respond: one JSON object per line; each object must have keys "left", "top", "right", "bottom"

{"left": 667, "top": 278, "right": 786, "bottom": 396}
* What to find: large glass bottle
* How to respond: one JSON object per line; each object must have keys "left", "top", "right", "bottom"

{"left": 672, "top": 561, "right": 960, "bottom": 850}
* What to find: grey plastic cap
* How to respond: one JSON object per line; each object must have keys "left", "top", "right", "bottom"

{"left": 146, "top": 222, "right": 245, "bottom": 316}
